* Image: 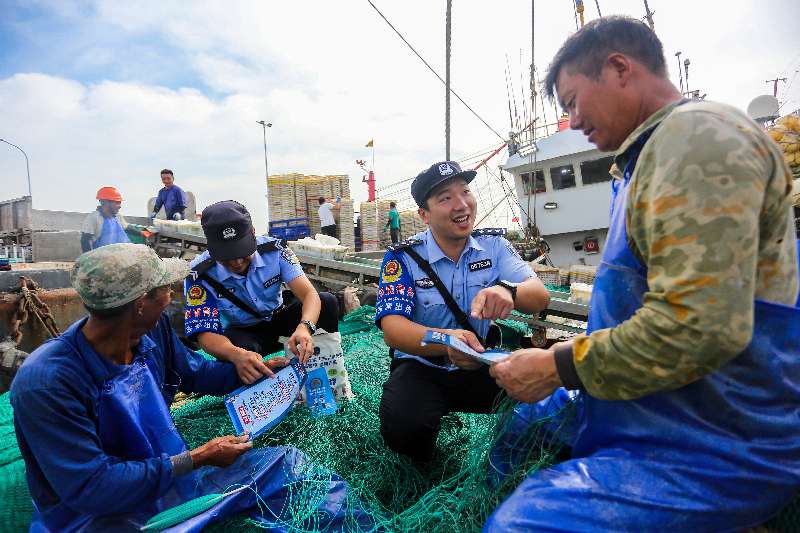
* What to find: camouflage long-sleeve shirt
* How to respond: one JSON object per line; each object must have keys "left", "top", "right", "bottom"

{"left": 570, "top": 99, "right": 799, "bottom": 400}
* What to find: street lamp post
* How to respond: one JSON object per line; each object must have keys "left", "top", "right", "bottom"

{"left": 256, "top": 121, "right": 272, "bottom": 181}
{"left": 0, "top": 138, "right": 31, "bottom": 198}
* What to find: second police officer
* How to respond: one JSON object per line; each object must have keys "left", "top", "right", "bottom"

{"left": 183, "top": 201, "right": 339, "bottom": 383}
{"left": 376, "top": 161, "right": 551, "bottom": 462}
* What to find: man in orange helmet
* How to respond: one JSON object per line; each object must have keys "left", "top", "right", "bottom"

{"left": 81, "top": 187, "right": 144, "bottom": 251}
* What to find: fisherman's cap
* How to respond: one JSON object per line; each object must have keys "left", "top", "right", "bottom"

{"left": 71, "top": 243, "right": 189, "bottom": 310}
{"left": 201, "top": 200, "right": 257, "bottom": 261}
{"left": 411, "top": 161, "right": 477, "bottom": 207}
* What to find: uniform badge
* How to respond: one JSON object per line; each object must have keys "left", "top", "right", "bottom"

{"left": 438, "top": 162, "right": 454, "bottom": 176}
{"left": 382, "top": 259, "right": 403, "bottom": 283}
{"left": 187, "top": 284, "right": 207, "bottom": 306}
{"left": 281, "top": 248, "right": 300, "bottom": 265}
{"left": 468, "top": 259, "right": 492, "bottom": 272}
{"left": 222, "top": 227, "right": 237, "bottom": 240}
{"left": 263, "top": 275, "right": 281, "bottom": 289}
{"left": 416, "top": 278, "right": 435, "bottom": 289}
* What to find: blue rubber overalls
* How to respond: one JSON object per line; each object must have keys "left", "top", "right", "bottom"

{"left": 92, "top": 215, "right": 131, "bottom": 249}
{"left": 486, "top": 126, "right": 800, "bottom": 532}
{"left": 30, "top": 346, "right": 373, "bottom": 532}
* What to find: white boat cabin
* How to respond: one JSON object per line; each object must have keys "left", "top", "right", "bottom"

{"left": 503, "top": 128, "right": 616, "bottom": 267}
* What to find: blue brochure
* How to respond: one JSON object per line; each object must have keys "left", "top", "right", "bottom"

{"left": 225, "top": 357, "right": 307, "bottom": 438}
{"left": 305, "top": 367, "right": 338, "bottom": 417}
{"left": 421, "top": 330, "right": 510, "bottom": 365}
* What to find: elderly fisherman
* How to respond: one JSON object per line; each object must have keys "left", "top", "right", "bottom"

{"left": 11, "top": 243, "right": 371, "bottom": 532}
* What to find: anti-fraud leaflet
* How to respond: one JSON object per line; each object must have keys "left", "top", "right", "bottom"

{"left": 421, "top": 330, "right": 510, "bottom": 365}
{"left": 225, "top": 357, "right": 307, "bottom": 438}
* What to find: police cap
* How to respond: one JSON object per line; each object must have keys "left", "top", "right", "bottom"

{"left": 411, "top": 161, "right": 477, "bottom": 207}
{"left": 201, "top": 200, "right": 258, "bottom": 261}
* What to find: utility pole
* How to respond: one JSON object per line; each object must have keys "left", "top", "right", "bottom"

{"left": 675, "top": 52, "right": 684, "bottom": 94}
{"left": 642, "top": 0, "right": 655, "bottom": 31}
{"left": 766, "top": 77, "right": 787, "bottom": 98}
{"left": 445, "top": 0, "right": 452, "bottom": 160}
{"left": 0, "top": 138, "right": 31, "bottom": 198}
{"left": 256, "top": 120, "right": 272, "bottom": 181}
{"left": 683, "top": 58, "right": 691, "bottom": 95}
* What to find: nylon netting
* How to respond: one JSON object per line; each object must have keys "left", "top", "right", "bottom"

{"left": 0, "top": 306, "right": 798, "bottom": 532}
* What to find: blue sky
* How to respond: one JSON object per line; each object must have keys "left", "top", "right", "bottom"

{"left": 0, "top": 2, "right": 208, "bottom": 92}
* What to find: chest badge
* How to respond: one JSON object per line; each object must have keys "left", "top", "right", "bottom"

{"left": 415, "top": 278, "right": 435, "bottom": 289}
{"left": 263, "top": 275, "right": 281, "bottom": 289}
{"left": 468, "top": 259, "right": 492, "bottom": 272}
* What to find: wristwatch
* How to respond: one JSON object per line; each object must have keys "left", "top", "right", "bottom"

{"left": 300, "top": 319, "right": 317, "bottom": 335}
{"left": 495, "top": 280, "right": 518, "bottom": 303}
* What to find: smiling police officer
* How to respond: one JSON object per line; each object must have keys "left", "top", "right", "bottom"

{"left": 376, "top": 161, "right": 550, "bottom": 462}
{"left": 184, "top": 201, "right": 339, "bottom": 384}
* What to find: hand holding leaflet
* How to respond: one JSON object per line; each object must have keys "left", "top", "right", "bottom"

{"left": 225, "top": 357, "right": 307, "bottom": 438}
{"left": 421, "top": 330, "right": 510, "bottom": 365}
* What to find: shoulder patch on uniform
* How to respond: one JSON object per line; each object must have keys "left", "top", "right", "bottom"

{"left": 280, "top": 247, "right": 300, "bottom": 265}
{"left": 188, "top": 257, "right": 215, "bottom": 280}
{"left": 186, "top": 284, "right": 207, "bottom": 306}
{"left": 381, "top": 259, "right": 403, "bottom": 283}
{"left": 472, "top": 227, "right": 507, "bottom": 237}
{"left": 388, "top": 238, "right": 422, "bottom": 252}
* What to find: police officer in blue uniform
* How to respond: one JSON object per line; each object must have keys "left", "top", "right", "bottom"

{"left": 376, "top": 161, "right": 550, "bottom": 462}
{"left": 184, "top": 201, "right": 339, "bottom": 384}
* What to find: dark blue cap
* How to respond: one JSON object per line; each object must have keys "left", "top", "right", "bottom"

{"left": 411, "top": 161, "right": 477, "bottom": 207}
{"left": 201, "top": 200, "right": 257, "bottom": 261}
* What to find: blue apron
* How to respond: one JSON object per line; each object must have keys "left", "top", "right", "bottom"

{"left": 93, "top": 216, "right": 131, "bottom": 249}
{"left": 30, "top": 349, "right": 374, "bottom": 532}
{"left": 486, "top": 127, "right": 800, "bottom": 532}
{"left": 796, "top": 239, "right": 800, "bottom": 307}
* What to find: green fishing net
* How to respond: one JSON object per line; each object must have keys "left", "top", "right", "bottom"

{"left": 1, "top": 305, "right": 799, "bottom": 531}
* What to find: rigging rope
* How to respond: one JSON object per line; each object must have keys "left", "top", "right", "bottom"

{"left": 365, "top": 0, "right": 505, "bottom": 142}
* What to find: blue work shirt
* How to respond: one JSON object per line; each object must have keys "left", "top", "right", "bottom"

{"left": 375, "top": 228, "right": 535, "bottom": 370}
{"left": 153, "top": 185, "right": 188, "bottom": 220}
{"left": 184, "top": 236, "right": 305, "bottom": 337}
{"left": 10, "top": 314, "right": 240, "bottom": 522}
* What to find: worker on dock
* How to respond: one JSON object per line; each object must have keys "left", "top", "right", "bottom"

{"left": 485, "top": 16, "right": 800, "bottom": 531}
{"left": 376, "top": 160, "right": 550, "bottom": 462}
{"left": 385, "top": 201, "right": 401, "bottom": 243}
{"left": 317, "top": 196, "right": 340, "bottom": 238}
{"left": 9, "top": 244, "right": 369, "bottom": 531}
{"left": 185, "top": 200, "right": 339, "bottom": 384}
{"left": 150, "top": 168, "right": 188, "bottom": 220}
{"left": 80, "top": 186, "right": 146, "bottom": 251}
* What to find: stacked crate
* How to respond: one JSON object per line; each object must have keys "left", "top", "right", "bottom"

{"left": 267, "top": 174, "right": 304, "bottom": 221}
{"left": 359, "top": 201, "right": 380, "bottom": 251}
{"left": 304, "top": 176, "right": 331, "bottom": 236}
{"left": 329, "top": 175, "right": 351, "bottom": 199}
{"left": 335, "top": 198, "right": 355, "bottom": 250}
{"left": 569, "top": 264, "right": 597, "bottom": 285}
{"left": 376, "top": 200, "right": 392, "bottom": 248}
{"left": 399, "top": 209, "right": 427, "bottom": 239}
{"left": 267, "top": 174, "right": 355, "bottom": 248}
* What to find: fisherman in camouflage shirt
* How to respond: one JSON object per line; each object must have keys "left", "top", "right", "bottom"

{"left": 483, "top": 16, "right": 800, "bottom": 532}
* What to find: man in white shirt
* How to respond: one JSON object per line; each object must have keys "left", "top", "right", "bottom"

{"left": 317, "top": 196, "right": 339, "bottom": 237}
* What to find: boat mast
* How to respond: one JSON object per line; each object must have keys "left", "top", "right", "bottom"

{"left": 445, "top": 0, "right": 452, "bottom": 160}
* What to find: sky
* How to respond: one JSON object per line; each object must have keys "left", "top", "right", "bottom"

{"left": 1, "top": 0, "right": 799, "bottom": 231}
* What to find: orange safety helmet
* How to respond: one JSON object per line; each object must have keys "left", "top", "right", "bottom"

{"left": 96, "top": 186, "right": 123, "bottom": 202}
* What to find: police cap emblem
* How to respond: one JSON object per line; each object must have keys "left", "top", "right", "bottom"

{"left": 438, "top": 162, "right": 454, "bottom": 176}
{"left": 222, "top": 227, "right": 237, "bottom": 240}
